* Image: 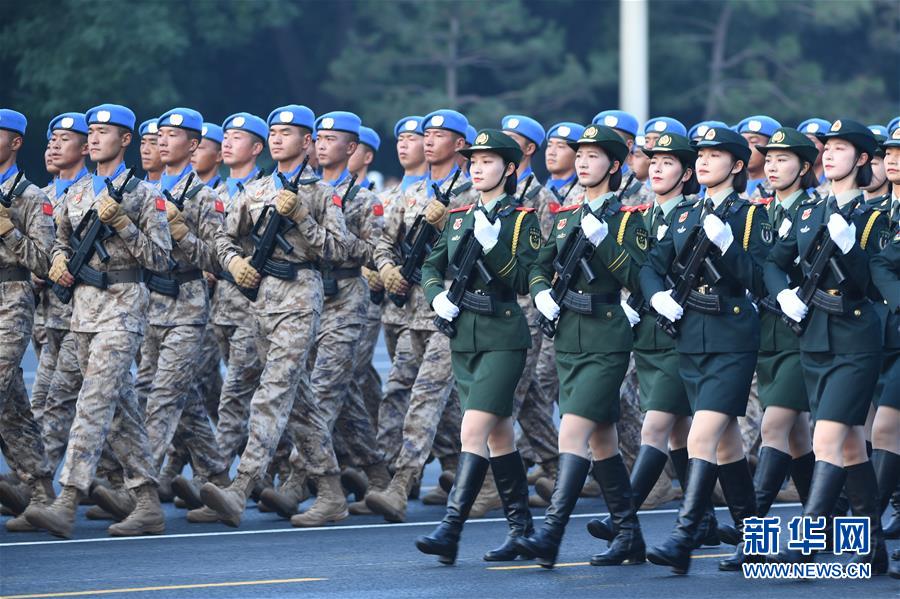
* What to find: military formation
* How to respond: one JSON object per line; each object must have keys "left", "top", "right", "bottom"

{"left": 0, "top": 103, "right": 897, "bottom": 579}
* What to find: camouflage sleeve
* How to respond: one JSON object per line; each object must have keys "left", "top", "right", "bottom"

{"left": 118, "top": 184, "right": 172, "bottom": 272}
{"left": 482, "top": 210, "right": 541, "bottom": 296}
{"left": 357, "top": 191, "right": 385, "bottom": 268}
{"left": 342, "top": 188, "right": 382, "bottom": 266}
{"left": 602, "top": 211, "right": 647, "bottom": 294}
{"left": 51, "top": 199, "right": 74, "bottom": 262}
{"left": 300, "top": 184, "right": 348, "bottom": 264}
{"left": 215, "top": 187, "right": 252, "bottom": 269}
{"left": 373, "top": 198, "right": 405, "bottom": 271}
{"left": 3, "top": 186, "right": 54, "bottom": 277}
{"left": 176, "top": 187, "right": 223, "bottom": 272}
{"left": 421, "top": 225, "right": 449, "bottom": 305}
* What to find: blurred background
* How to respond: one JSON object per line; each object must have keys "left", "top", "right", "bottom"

{"left": 3, "top": 0, "right": 898, "bottom": 182}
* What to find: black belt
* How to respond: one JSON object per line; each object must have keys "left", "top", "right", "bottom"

{"left": 0, "top": 266, "right": 29, "bottom": 283}
{"left": 263, "top": 258, "right": 316, "bottom": 281}
{"left": 144, "top": 268, "right": 203, "bottom": 297}
{"left": 810, "top": 288, "right": 865, "bottom": 315}
{"left": 686, "top": 285, "right": 745, "bottom": 315}
{"left": 78, "top": 266, "right": 144, "bottom": 289}
{"left": 218, "top": 270, "right": 236, "bottom": 285}
{"left": 460, "top": 289, "right": 516, "bottom": 315}
{"left": 328, "top": 267, "right": 362, "bottom": 280}
{"left": 561, "top": 290, "right": 619, "bottom": 316}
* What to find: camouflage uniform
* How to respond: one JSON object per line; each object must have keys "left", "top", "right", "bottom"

{"left": 54, "top": 171, "right": 170, "bottom": 493}
{"left": 619, "top": 174, "right": 654, "bottom": 207}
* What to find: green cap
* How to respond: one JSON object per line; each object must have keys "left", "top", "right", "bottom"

{"left": 882, "top": 126, "right": 900, "bottom": 149}
{"left": 458, "top": 128, "right": 523, "bottom": 166}
{"left": 816, "top": 118, "right": 877, "bottom": 157}
{"left": 755, "top": 127, "right": 819, "bottom": 164}
{"left": 693, "top": 126, "right": 751, "bottom": 164}
{"left": 567, "top": 124, "right": 629, "bottom": 164}
{"left": 642, "top": 132, "right": 697, "bottom": 164}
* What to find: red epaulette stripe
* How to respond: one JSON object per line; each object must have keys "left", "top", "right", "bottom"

{"left": 448, "top": 204, "right": 472, "bottom": 214}
{"left": 515, "top": 206, "right": 535, "bottom": 212}
{"left": 557, "top": 203, "right": 582, "bottom": 213}
{"left": 548, "top": 201, "right": 561, "bottom": 214}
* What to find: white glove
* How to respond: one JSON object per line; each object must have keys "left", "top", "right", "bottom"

{"left": 826, "top": 213, "right": 856, "bottom": 255}
{"left": 535, "top": 289, "right": 560, "bottom": 321}
{"left": 778, "top": 218, "right": 792, "bottom": 239}
{"left": 581, "top": 212, "right": 608, "bottom": 247}
{"left": 621, "top": 300, "right": 641, "bottom": 327}
{"left": 432, "top": 290, "right": 460, "bottom": 321}
{"left": 656, "top": 224, "right": 669, "bottom": 241}
{"left": 650, "top": 290, "right": 683, "bottom": 322}
{"left": 703, "top": 214, "right": 734, "bottom": 253}
{"left": 473, "top": 210, "right": 501, "bottom": 253}
{"left": 776, "top": 287, "right": 808, "bottom": 323}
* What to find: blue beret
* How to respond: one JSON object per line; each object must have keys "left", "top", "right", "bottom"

{"left": 643, "top": 116, "right": 687, "bottom": 136}
{"left": 887, "top": 116, "right": 900, "bottom": 135}
{"left": 422, "top": 109, "right": 469, "bottom": 137}
{"left": 158, "top": 107, "right": 203, "bottom": 133}
{"left": 688, "top": 120, "right": 728, "bottom": 140}
{"left": 223, "top": 112, "right": 268, "bottom": 141}
{"left": 49, "top": 112, "right": 88, "bottom": 136}
{"left": 86, "top": 104, "right": 136, "bottom": 131}
{"left": 267, "top": 105, "right": 315, "bottom": 130}
{"left": 502, "top": 114, "right": 545, "bottom": 146}
{"left": 546, "top": 122, "right": 585, "bottom": 143}
{"left": 315, "top": 111, "right": 361, "bottom": 136}
{"left": 201, "top": 123, "right": 223, "bottom": 144}
{"left": 591, "top": 110, "right": 639, "bottom": 137}
{"left": 394, "top": 116, "right": 423, "bottom": 138}
{"left": 0, "top": 109, "right": 27, "bottom": 136}
{"left": 358, "top": 126, "right": 380, "bottom": 151}
{"left": 465, "top": 125, "right": 477, "bottom": 145}
{"left": 868, "top": 124, "right": 889, "bottom": 139}
{"left": 736, "top": 115, "right": 781, "bottom": 137}
{"left": 139, "top": 119, "right": 159, "bottom": 137}
{"left": 796, "top": 118, "right": 831, "bottom": 136}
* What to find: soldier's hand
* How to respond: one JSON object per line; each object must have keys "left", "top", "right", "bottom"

{"left": 379, "top": 264, "right": 408, "bottom": 295}
{"left": 424, "top": 200, "right": 448, "bottom": 229}
{"left": 650, "top": 290, "right": 683, "bottom": 322}
{"left": 432, "top": 290, "right": 459, "bottom": 321}
{"left": 776, "top": 287, "right": 808, "bottom": 323}
{"left": 98, "top": 196, "right": 131, "bottom": 231}
{"left": 826, "top": 213, "right": 856, "bottom": 255}
{"left": 31, "top": 274, "right": 46, "bottom": 290}
{"left": 49, "top": 254, "right": 74, "bottom": 287}
{"left": 702, "top": 214, "right": 734, "bottom": 253}
{"left": 0, "top": 204, "right": 13, "bottom": 236}
{"left": 473, "top": 210, "right": 501, "bottom": 252}
{"left": 228, "top": 256, "right": 261, "bottom": 289}
{"left": 204, "top": 271, "right": 217, "bottom": 289}
{"left": 165, "top": 201, "right": 189, "bottom": 242}
{"left": 581, "top": 212, "right": 608, "bottom": 247}
{"left": 534, "top": 289, "right": 560, "bottom": 320}
{"left": 363, "top": 266, "right": 384, "bottom": 292}
{"left": 621, "top": 299, "right": 641, "bottom": 327}
{"left": 275, "top": 189, "right": 309, "bottom": 223}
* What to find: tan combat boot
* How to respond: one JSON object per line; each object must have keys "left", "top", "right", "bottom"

{"left": 200, "top": 471, "right": 254, "bottom": 527}
{"left": 157, "top": 455, "right": 185, "bottom": 503}
{"left": 340, "top": 467, "right": 368, "bottom": 502}
{"left": 349, "top": 461, "right": 392, "bottom": 515}
{"left": 364, "top": 468, "right": 415, "bottom": 523}
{"left": 469, "top": 470, "right": 502, "bottom": 518}
{"left": 24, "top": 485, "right": 81, "bottom": 538}
{"left": 91, "top": 484, "right": 135, "bottom": 521}
{"left": 186, "top": 506, "right": 221, "bottom": 523}
{"left": 291, "top": 475, "right": 349, "bottom": 527}
{"left": 108, "top": 484, "right": 165, "bottom": 536}
{"left": 6, "top": 478, "right": 55, "bottom": 532}
{"left": 422, "top": 455, "right": 458, "bottom": 506}
{"left": 85, "top": 506, "right": 114, "bottom": 520}
{"left": 259, "top": 472, "right": 309, "bottom": 518}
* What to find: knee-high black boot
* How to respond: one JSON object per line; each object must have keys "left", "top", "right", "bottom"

{"left": 845, "top": 461, "right": 888, "bottom": 575}
{"left": 415, "top": 452, "right": 489, "bottom": 565}
{"left": 719, "top": 447, "right": 792, "bottom": 549}
{"left": 483, "top": 451, "right": 533, "bottom": 561}
{"left": 717, "top": 458, "right": 763, "bottom": 571}
{"left": 590, "top": 454, "right": 646, "bottom": 566}
{"left": 647, "top": 458, "right": 718, "bottom": 575}
{"left": 873, "top": 449, "right": 900, "bottom": 540}
{"left": 672, "top": 447, "right": 719, "bottom": 547}
{"left": 586, "top": 445, "right": 667, "bottom": 542}
{"left": 514, "top": 453, "right": 590, "bottom": 568}
{"left": 884, "top": 486, "right": 900, "bottom": 539}
{"left": 790, "top": 450, "right": 815, "bottom": 505}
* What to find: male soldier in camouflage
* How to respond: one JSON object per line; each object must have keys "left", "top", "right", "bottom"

{"left": 366, "top": 109, "right": 479, "bottom": 523}
{"left": 591, "top": 110, "right": 651, "bottom": 207}
{"left": 0, "top": 109, "right": 56, "bottom": 532}
{"left": 738, "top": 116, "right": 781, "bottom": 201}
{"left": 30, "top": 142, "right": 57, "bottom": 361}
{"left": 26, "top": 104, "right": 171, "bottom": 538}
{"left": 139, "top": 118, "right": 163, "bottom": 185}
{"left": 198, "top": 104, "right": 347, "bottom": 527}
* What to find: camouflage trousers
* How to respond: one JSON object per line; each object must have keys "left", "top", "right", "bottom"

{"left": 535, "top": 337, "right": 559, "bottom": 409}
{"left": 376, "top": 322, "right": 413, "bottom": 465}
{"left": 291, "top": 280, "right": 382, "bottom": 477}
{"left": 617, "top": 355, "right": 643, "bottom": 469}
{"left": 430, "top": 391, "right": 462, "bottom": 461}
{"left": 59, "top": 331, "right": 156, "bottom": 493}
{"left": 196, "top": 325, "right": 223, "bottom": 421}
{"left": 739, "top": 373, "right": 762, "bottom": 456}
{"left": 30, "top": 327, "right": 82, "bottom": 472}
{"left": 134, "top": 324, "right": 225, "bottom": 478}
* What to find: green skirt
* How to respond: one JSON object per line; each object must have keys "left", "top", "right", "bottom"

{"left": 634, "top": 348, "right": 692, "bottom": 416}
{"left": 757, "top": 349, "right": 809, "bottom": 412}
{"left": 679, "top": 352, "right": 757, "bottom": 417}
{"left": 801, "top": 351, "right": 880, "bottom": 426}
{"left": 556, "top": 351, "right": 630, "bottom": 423}
{"left": 875, "top": 348, "right": 900, "bottom": 409}
{"left": 451, "top": 349, "right": 526, "bottom": 418}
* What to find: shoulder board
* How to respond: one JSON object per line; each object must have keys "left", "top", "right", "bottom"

{"left": 558, "top": 203, "right": 582, "bottom": 213}
{"left": 675, "top": 198, "right": 697, "bottom": 209}
{"left": 449, "top": 204, "right": 472, "bottom": 214}
{"left": 515, "top": 206, "right": 535, "bottom": 212}
{"left": 345, "top": 185, "right": 361, "bottom": 203}
{"left": 298, "top": 176, "right": 320, "bottom": 186}
{"left": 800, "top": 196, "right": 822, "bottom": 206}
{"left": 123, "top": 177, "right": 141, "bottom": 193}
{"left": 525, "top": 186, "right": 541, "bottom": 201}
{"left": 13, "top": 178, "right": 33, "bottom": 197}
{"left": 185, "top": 183, "right": 205, "bottom": 200}
{"left": 633, "top": 202, "right": 652, "bottom": 213}
{"left": 752, "top": 197, "right": 774, "bottom": 206}
{"left": 450, "top": 181, "right": 473, "bottom": 196}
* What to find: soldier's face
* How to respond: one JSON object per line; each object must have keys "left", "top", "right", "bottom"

{"left": 0, "top": 130, "right": 22, "bottom": 164}
{"left": 884, "top": 147, "right": 900, "bottom": 185}
{"left": 575, "top": 146, "right": 617, "bottom": 188}
{"left": 545, "top": 138, "right": 575, "bottom": 175}
{"left": 157, "top": 126, "right": 197, "bottom": 166}
{"left": 268, "top": 125, "right": 309, "bottom": 163}
{"left": 648, "top": 154, "right": 685, "bottom": 194}
{"left": 695, "top": 148, "right": 740, "bottom": 186}
{"left": 631, "top": 148, "right": 651, "bottom": 180}
{"left": 396, "top": 132, "right": 425, "bottom": 170}
{"left": 503, "top": 131, "right": 536, "bottom": 159}
{"left": 424, "top": 129, "right": 464, "bottom": 165}
{"left": 45, "top": 145, "right": 60, "bottom": 176}
{"left": 742, "top": 133, "right": 768, "bottom": 171}
{"left": 805, "top": 133, "right": 825, "bottom": 166}
{"left": 49, "top": 130, "right": 88, "bottom": 171}
{"left": 222, "top": 130, "right": 262, "bottom": 168}
{"left": 88, "top": 124, "right": 129, "bottom": 163}
{"left": 764, "top": 149, "right": 804, "bottom": 192}
{"left": 864, "top": 155, "right": 887, "bottom": 191}
{"left": 644, "top": 132, "right": 660, "bottom": 148}
{"left": 822, "top": 139, "right": 865, "bottom": 181}
{"left": 315, "top": 131, "right": 356, "bottom": 169}
{"left": 140, "top": 134, "right": 163, "bottom": 172}
{"left": 469, "top": 151, "right": 511, "bottom": 192}
{"left": 191, "top": 138, "right": 222, "bottom": 174}
{"left": 348, "top": 144, "right": 372, "bottom": 174}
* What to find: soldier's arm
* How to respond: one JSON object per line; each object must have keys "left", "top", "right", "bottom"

{"left": 529, "top": 216, "right": 560, "bottom": 300}
{"left": 176, "top": 188, "right": 223, "bottom": 272}
{"left": 302, "top": 186, "right": 348, "bottom": 264}
{"left": 639, "top": 220, "right": 677, "bottom": 299}
{"left": 482, "top": 210, "right": 541, "bottom": 296}
{"left": 763, "top": 217, "right": 800, "bottom": 297}
{"left": 126, "top": 186, "right": 172, "bottom": 271}
{"left": 711, "top": 204, "right": 767, "bottom": 297}
{"left": 604, "top": 212, "right": 647, "bottom": 294}
{"left": 357, "top": 194, "right": 385, "bottom": 268}
{"left": 6, "top": 188, "right": 54, "bottom": 277}
{"left": 421, "top": 225, "right": 450, "bottom": 305}
{"left": 843, "top": 210, "right": 887, "bottom": 296}
{"left": 215, "top": 190, "right": 253, "bottom": 270}
{"left": 51, "top": 199, "right": 75, "bottom": 262}
{"left": 373, "top": 200, "right": 405, "bottom": 271}
{"left": 341, "top": 191, "right": 382, "bottom": 265}
{"left": 870, "top": 236, "right": 899, "bottom": 312}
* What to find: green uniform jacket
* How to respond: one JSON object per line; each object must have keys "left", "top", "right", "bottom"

{"left": 421, "top": 194, "right": 541, "bottom": 353}
{"left": 632, "top": 201, "right": 677, "bottom": 351}
{"left": 529, "top": 197, "right": 647, "bottom": 353}
{"left": 870, "top": 219, "right": 900, "bottom": 350}
{"left": 764, "top": 193, "right": 891, "bottom": 353}
{"left": 639, "top": 191, "right": 770, "bottom": 354}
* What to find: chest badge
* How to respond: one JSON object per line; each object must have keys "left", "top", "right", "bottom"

{"left": 678, "top": 211, "right": 689, "bottom": 223}
{"left": 800, "top": 225, "right": 810, "bottom": 234}
{"left": 677, "top": 226, "right": 686, "bottom": 234}
{"left": 557, "top": 218, "right": 567, "bottom": 230}
{"left": 73, "top": 193, "right": 82, "bottom": 204}
{"left": 801, "top": 208, "right": 812, "bottom": 220}
{"left": 453, "top": 217, "right": 463, "bottom": 230}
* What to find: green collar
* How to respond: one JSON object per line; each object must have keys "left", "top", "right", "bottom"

{"left": 479, "top": 193, "right": 512, "bottom": 214}
{"left": 777, "top": 189, "right": 804, "bottom": 212}
{"left": 656, "top": 194, "right": 682, "bottom": 218}
{"left": 587, "top": 191, "right": 616, "bottom": 213}
{"left": 706, "top": 187, "right": 734, "bottom": 209}
{"left": 835, "top": 188, "right": 861, "bottom": 209}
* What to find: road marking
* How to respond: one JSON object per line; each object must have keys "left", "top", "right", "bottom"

{"left": 486, "top": 552, "right": 733, "bottom": 570}
{"left": 0, "top": 577, "right": 326, "bottom": 599}
{"left": 0, "top": 504, "right": 801, "bottom": 548}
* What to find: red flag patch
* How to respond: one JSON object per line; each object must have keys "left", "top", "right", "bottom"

{"left": 214, "top": 200, "right": 225, "bottom": 213}
{"left": 42, "top": 202, "right": 53, "bottom": 216}
{"left": 156, "top": 197, "right": 167, "bottom": 211}
{"left": 373, "top": 203, "right": 384, "bottom": 216}
{"left": 548, "top": 202, "right": 561, "bottom": 214}
{"left": 332, "top": 194, "right": 343, "bottom": 208}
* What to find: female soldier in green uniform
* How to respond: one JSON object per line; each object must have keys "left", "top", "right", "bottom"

{"left": 586, "top": 132, "right": 719, "bottom": 549}
{"left": 640, "top": 127, "right": 770, "bottom": 575}
{"left": 414, "top": 130, "right": 541, "bottom": 565}
{"left": 766, "top": 120, "right": 890, "bottom": 573}
{"left": 516, "top": 124, "right": 647, "bottom": 569}
{"left": 718, "top": 128, "right": 821, "bottom": 570}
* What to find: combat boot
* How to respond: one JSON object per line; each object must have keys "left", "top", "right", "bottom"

{"left": 108, "top": 484, "right": 165, "bottom": 537}
{"left": 366, "top": 468, "right": 416, "bottom": 522}
{"left": 349, "top": 461, "right": 392, "bottom": 515}
{"left": 340, "top": 467, "right": 368, "bottom": 503}
{"left": 6, "top": 478, "right": 54, "bottom": 532}
{"left": 422, "top": 455, "right": 457, "bottom": 505}
{"left": 91, "top": 485, "right": 135, "bottom": 522}
{"left": 186, "top": 506, "right": 221, "bottom": 523}
{"left": 291, "top": 474, "right": 348, "bottom": 527}
{"left": 201, "top": 471, "right": 255, "bottom": 527}
{"left": 483, "top": 451, "right": 533, "bottom": 562}
{"left": 24, "top": 485, "right": 81, "bottom": 538}
{"left": 157, "top": 454, "right": 185, "bottom": 503}
{"left": 0, "top": 480, "right": 31, "bottom": 515}
{"left": 469, "top": 470, "right": 502, "bottom": 518}
{"left": 529, "top": 459, "right": 557, "bottom": 507}
{"left": 85, "top": 506, "right": 114, "bottom": 520}
{"left": 173, "top": 469, "right": 229, "bottom": 510}
{"left": 259, "top": 472, "right": 309, "bottom": 518}
{"left": 590, "top": 454, "right": 646, "bottom": 566}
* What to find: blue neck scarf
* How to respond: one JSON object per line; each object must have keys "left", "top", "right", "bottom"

{"left": 92, "top": 162, "right": 126, "bottom": 196}
{"left": 426, "top": 164, "right": 461, "bottom": 198}
{"left": 400, "top": 173, "right": 426, "bottom": 193}
{"left": 160, "top": 163, "right": 193, "bottom": 193}
{"left": 226, "top": 166, "right": 260, "bottom": 198}
{"left": 0, "top": 164, "right": 19, "bottom": 187}
{"left": 273, "top": 162, "right": 306, "bottom": 191}
{"left": 548, "top": 173, "right": 576, "bottom": 191}
{"left": 55, "top": 166, "right": 89, "bottom": 199}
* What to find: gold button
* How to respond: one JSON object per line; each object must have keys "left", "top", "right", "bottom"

{"left": 733, "top": 306, "right": 741, "bottom": 314}
{"left": 606, "top": 311, "right": 613, "bottom": 318}
{"left": 853, "top": 309, "right": 861, "bottom": 317}
{"left": 505, "top": 309, "right": 512, "bottom": 317}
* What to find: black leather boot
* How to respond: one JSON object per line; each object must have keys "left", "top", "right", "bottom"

{"left": 483, "top": 451, "right": 533, "bottom": 562}
{"left": 845, "top": 461, "right": 888, "bottom": 575}
{"left": 790, "top": 450, "right": 815, "bottom": 505}
{"left": 769, "top": 460, "right": 846, "bottom": 564}
{"left": 672, "top": 447, "right": 719, "bottom": 547}
{"left": 872, "top": 450, "right": 900, "bottom": 520}
{"left": 884, "top": 487, "right": 900, "bottom": 540}
{"left": 647, "top": 458, "right": 717, "bottom": 575}
{"left": 590, "top": 454, "right": 646, "bottom": 566}
{"left": 514, "top": 453, "right": 590, "bottom": 568}
{"left": 586, "top": 445, "right": 667, "bottom": 543}
{"left": 415, "top": 452, "right": 489, "bottom": 565}
{"left": 719, "top": 447, "right": 792, "bottom": 549}
{"left": 717, "top": 457, "right": 762, "bottom": 572}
